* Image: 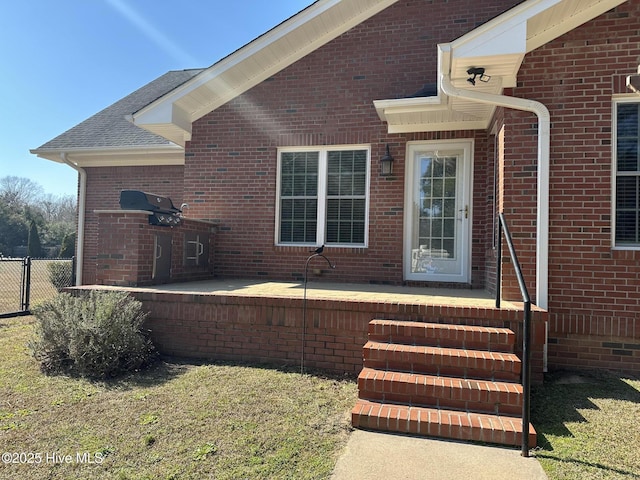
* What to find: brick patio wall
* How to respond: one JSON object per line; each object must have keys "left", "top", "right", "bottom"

{"left": 96, "top": 288, "right": 548, "bottom": 383}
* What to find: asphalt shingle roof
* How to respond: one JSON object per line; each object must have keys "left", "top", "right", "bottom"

{"left": 35, "top": 68, "right": 204, "bottom": 151}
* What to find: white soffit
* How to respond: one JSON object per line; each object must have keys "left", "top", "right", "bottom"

{"left": 31, "top": 146, "right": 185, "bottom": 168}
{"left": 132, "top": 0, "right": 398, "bottom": 146}
{"left": 375, "top": 0, "right": 627, "bottom": 134}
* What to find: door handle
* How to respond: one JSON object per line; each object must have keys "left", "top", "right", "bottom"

{"left": 458, "top": 205, "right": 469, "bottom": 219}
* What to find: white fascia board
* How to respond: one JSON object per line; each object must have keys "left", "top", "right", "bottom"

{"left": 31, "top": 145, "right": 184, "bottom": 167}
{"left": 386, "top": 119, "right": 489, "bottom": 134}
{"left": 374, "top": 96, "right": 445, "bottom": 121}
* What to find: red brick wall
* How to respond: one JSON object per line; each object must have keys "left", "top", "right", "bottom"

{"left": 499, "top": 1, "right": 640, "bottom": 373}
{"left": 99, "top": 288, "right": 545, "bottom": 383}
{"left": 82, "top": 166, "right": 184, "bottom": 284}
{"left": 183, "top": 0, "right": 520, "bottom": 287}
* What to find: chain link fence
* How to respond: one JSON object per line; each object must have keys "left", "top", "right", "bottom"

{"left": 0, "top": 257, "right": 75, "bottom": 318}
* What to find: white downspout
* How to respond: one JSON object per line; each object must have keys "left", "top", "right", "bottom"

{"left": 60, "top": 153, "right": 86, "bottom": 285}
{"left": 439, "top": 73, "right": 550, "bottom": 312}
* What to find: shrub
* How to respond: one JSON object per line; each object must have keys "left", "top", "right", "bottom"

{"left": 30, "top": 291, "right": 156, "bottom": 378}
{"left": 47, "top": 261, "right": 74, "bottom": 291}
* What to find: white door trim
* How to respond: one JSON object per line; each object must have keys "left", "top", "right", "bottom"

{"left": 403, "top": 139, "right": 474, "bottom": 283}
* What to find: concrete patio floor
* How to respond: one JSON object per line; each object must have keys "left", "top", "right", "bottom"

{"left": 133, "top": 278, "right": 520, "bottom": 310}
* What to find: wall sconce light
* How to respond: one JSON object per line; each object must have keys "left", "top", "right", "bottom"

{"left": 626, "top": 65, "right": 640, "bottom": 93}
{"left": 380, "top": 144, "right": 394, "bottom": 176}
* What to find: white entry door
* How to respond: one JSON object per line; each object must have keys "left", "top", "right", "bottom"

{"left": 404, "top": 141, "right": 472, "bottom": 283}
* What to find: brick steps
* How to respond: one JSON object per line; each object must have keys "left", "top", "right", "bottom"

{"left": 351, "top": 319, "right": 536, "bottom": 447}
{"left": 368, "top": 319, "right": 516, "bottom": 353}
{"left": 363, "top": 341, "right": 521, "bottom": 382}
{"left": 357, "top": 367, "right": 523, "bottom": 416}
{"left": 352, "top": 399, "right": 537, "bottom": 447}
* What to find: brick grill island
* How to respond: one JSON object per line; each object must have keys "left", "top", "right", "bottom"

{"left": 94, "top": 210, "right": 216, "bottom": 287}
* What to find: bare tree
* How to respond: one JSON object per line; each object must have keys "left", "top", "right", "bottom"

{"left": 0, "top": 176, "right": 44, "bottom": 208}
{"left": 40, "top": 193, "right": 77, "bottom": 223}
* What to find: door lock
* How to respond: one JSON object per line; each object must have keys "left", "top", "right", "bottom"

{"left": 459, "top": 205, "right": 469, "bottom": 219}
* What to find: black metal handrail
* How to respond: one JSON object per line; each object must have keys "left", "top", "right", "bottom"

{"left": 495, "top": 213, "right": 532, "bottom": 457}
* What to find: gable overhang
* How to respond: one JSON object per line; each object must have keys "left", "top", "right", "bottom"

{"left": 374, "top": 0, "right": 627, "bottom": 134}
{"left": 30, "top": 145, "right": 185, "bottom": 168}
{"left": 131, "top": 0, "right": 398, "bottom": 146}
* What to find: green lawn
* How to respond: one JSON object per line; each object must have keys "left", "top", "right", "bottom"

{"left": 2, "top": 313, "right": 639, "bottom": 479}
{"left": 0, "top": 316, "right": 357, "bottom": 480}
{"left": 532, "top": 370, "right": 640, "bottom": 480}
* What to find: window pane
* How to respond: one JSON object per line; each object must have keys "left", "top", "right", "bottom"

{"left": 617, "top": 103, "right": 638, "bottom": 137}
{"left": 431, "top": 199, "right": 443, "bottom": 218}
{"left": 432, "top": 179, "right": 444, "bottom": 197}
{"left": 616, "top": 211, "right": 638, "bottom": 243}
{"left": 279, "top": 199, "right": 318, "bottom": 243}
{"left": 445, "top": 158, "right": 456, "bottom": 177}
{"left": 326, "top": 150, "right": 367, "bottom": 245}
{"left": 353, "top": 199, "right": 365, "bottom": 218}
{"left": 617, "top": 177, "right": 638, "bottom": 209}
{"left": 327, "top": 173, "right": 340, "bottom": 196}
{"left": 419, "top": 219, "right": 431, "bottom": 238}
{"left": 279, "top": 151, "right": 319, "bottom": 244}
{"left": 443, "top": 219, "right": 455, "bottom": 238}
{"left": 615, "top": 103, "right": 640, "bottom": 245}
{"left": 281, "top": 199, "right": 293, "bottom": 218}
{"left": 443, "top": 199, "right": 456, "bottom": 218}
{"left": 617, "top": 139, "right": 638, "bottom": 172}
{"left": 432, "top": 219, "right": 442, "bottom": 237}
{"left": 352, "top": 222, "right": 365, "bottom": 243}
{"left": 327, "top": 150, "right": 367, "bottom": 196}
{"left": 444, "top": 178, "right": 456, "bottom": 197}
{"left": 433, "top": 158, "right": 444, "bottom": 177}
{"left": 280, "top": 222, "right": 292, "bottom": 242}
{"left": 326, "top": 198, "right": 365, "bottom": 244}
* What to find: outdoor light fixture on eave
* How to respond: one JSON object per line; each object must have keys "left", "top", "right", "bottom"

{"left": 467, "top": 67, "right": 491, "bottom": 86}
{"left": 380, "top": 144, "right": 394, "bottom": 176}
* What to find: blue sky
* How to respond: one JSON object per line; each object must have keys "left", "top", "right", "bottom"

{"left": 0, "top": 0, "right": 312, "bottom": 197}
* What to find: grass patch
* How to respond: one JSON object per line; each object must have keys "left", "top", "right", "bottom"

{"left": 532, "top": 369, "right": 640, "bottom": 480}
{"left": 0, "top": 316, "right": 357, "bottom": 479}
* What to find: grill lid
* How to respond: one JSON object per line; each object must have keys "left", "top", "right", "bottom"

{"left": 119, "top": 190, "right": 182, "bottom": 226}
{"left": 119, "top": 190, "right": 181, "bottom": 214}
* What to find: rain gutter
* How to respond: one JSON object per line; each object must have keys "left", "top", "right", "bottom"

{"left": 60, "top": 153, "right": 86, "bottom": 285}
{"left": 438, "top": 46, "right": 550, "bottom": 311}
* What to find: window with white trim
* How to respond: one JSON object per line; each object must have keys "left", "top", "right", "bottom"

{"left": 615, "top": 101, "right": 640, "bottom": 246}
{"left": 276, "top": 146, "right": 369, "bottom": 247}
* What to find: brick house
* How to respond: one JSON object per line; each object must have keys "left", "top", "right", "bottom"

{"left": 33, "top": 0, "right": 638, "bottom": 426}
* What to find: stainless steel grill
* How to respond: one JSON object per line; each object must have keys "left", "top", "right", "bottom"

{"left": 119, "top": 190, "right": 182, "bottom": 226}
